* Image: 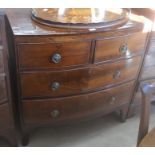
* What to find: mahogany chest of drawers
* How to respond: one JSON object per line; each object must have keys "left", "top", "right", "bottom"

{"left": 0, "top": 10, "right": 17, "bottom": 146}
{"left": 5, "top": 9, "right": 150, "bottom": 146}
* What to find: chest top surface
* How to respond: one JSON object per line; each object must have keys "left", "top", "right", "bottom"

{"left": 5, "top": 8, "right": 151, "bottom": 36}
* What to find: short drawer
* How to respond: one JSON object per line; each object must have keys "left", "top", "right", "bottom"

{"left": 0, "top": 103, "right": 12, "bottom": 130}
{"left": 0, "top": 75, "right": 7, "bottom": 102}
{"left": 0, "top": 45, "right": 4, "bottom": 73}
{"left": 22, "top": 81, "right": 134, "bottom": 125}
{"left": 18, "top": 41, "right": 91, "bottom": 70}
{"left": 20, "top": 56, "right": 141, "bottom": 98}
{"left": 94, "top": 32, "right": 147, "bottom": 63}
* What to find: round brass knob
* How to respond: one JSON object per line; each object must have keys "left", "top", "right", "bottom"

{"left": 119, "top": 43, "right": 128, "bottom": 55}
{"left": 51, "top": 109, "right": 60, "bottom": 118}
{"left": 51, "top": 82, "right": 60, "bottom": 91}
{"left": 51, "top": 53, "right": 61, "bottom": 63}
{"left": 113, "top": 70, "right": 121, "bottom": 79}
{"left": 110, "top": 96, "right": 116, "bottom": 105}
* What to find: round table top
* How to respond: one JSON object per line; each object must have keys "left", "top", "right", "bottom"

{"left": 31, "top": 8, "right": 130, "bottom": 29}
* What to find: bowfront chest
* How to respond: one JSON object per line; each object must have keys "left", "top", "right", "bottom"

{"left": 5, "top": 8, "right": 151, "bottom": 146}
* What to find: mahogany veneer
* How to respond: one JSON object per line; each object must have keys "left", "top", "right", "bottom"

{"left": 23, "top": 81, "right": 134, "bottom": 126}
{"left": 20, "top": 57, "right": 141, "bottom": 98}
{"left": 18, "top": 41, "right": 91, "bottom": 69}
{"left": 5, "top": 8, "right": 150, "bottom": 146}
{"left": 95, "top": 32, "right": 147, "bottom": 63}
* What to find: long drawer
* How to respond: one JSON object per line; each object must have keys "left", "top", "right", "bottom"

{"left": 17, "top": 41, "right": 91, "bottom": 70}
{"left": 95, "top": 32, "right": 147, "bottom": 63}
{"left": 0, "top": 103, "right": 12, "bottom": 130}
{"left": 0, "top": 75, "right": 7, "bottom": 102}
{"left": 20, "top": 56, "right": 141, "bottom": 98}
{"left": 22, "top": 81, "right": 135, "bottom": 125}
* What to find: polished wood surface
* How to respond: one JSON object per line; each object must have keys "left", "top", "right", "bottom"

{"left": 32, "top": 8, "right": 128, "bottom": 24}
{"left": 20, "top": 57, "right": 141, "bottom": 98}
{"left": 18, "top": 41, "right": 91, "bottom": 70}
{"left": 23, "top": 81, "right": 134, "bottom": 126}
{"left": 5, "top": 8, "right": 148, "bottom": 36}
{"left": 95, "top": 32, "right": 147, "bottom": 63}
{"left": 4, "top": 8, "right": 150, "bottom": 146}
{"left": 31, "top": 8, "right": 130, "bottom": 29}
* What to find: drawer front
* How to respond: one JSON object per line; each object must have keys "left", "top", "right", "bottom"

{"left": 18, "top": 41, "right": 91, "bottom": 70}
{"left": 20, "top": 56, "right": 141, "bottom": 98}
{"left": 95, "top": 32, "right": 147, "bottom": 63}
{"left": 22, "top": 81, "right": 134, "bottom": 125}
{"left": 0, "top": 75, "right": 7, "bottom": 102}
{"left": 0, "top": 103, "right": 12, "bottom": 130}
{"left": 141, "top": 53, "right": 155, "bottom": 80}
{"left": 0, "top": 45, "right": 4, "bottom": 73}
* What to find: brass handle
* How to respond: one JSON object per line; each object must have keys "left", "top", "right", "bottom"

{"left": 110, "top": 96, "right": 116, "bottom": 105}
{"left": 51, "top": 82, "right": 60, "bottom": 91}
{"left": 119, "top": 43, "right": 128, "bottom": 55}
{"left": 113, "top": 70, "right": 121, "bottom": 79}
{"left": 51, "top": 53, "right": 61, "bottom": 63}
{"left": 51, "top": 109, "right": 60, "bottom": 118}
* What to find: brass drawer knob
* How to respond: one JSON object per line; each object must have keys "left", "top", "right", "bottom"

{"left": 119, "top": 43, "right": 128, "bottom": 55}
{"left": 113, "top": 70, "right": 121, "bottom": 79}
{"left": 51, "top": 82, "right": 60, "bottom": 91}
{"left": 51, "top": 109, "right": 60, "bottom": 118}
{"left": 110, "top": 96, "right": 116, "bottom": 105}
{"left": 51, "top": 53, "right": 62, "bottom": 63}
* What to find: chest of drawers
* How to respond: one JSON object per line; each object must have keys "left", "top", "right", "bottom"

{"left": 5, "top": 9, "right": 150, "bottom": 146}
{"left": 0, "top": 10, "right": 17, "bottom": 146}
